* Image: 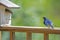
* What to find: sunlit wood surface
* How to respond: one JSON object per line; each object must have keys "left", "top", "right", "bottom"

{"left": 0, "top": 26, "right": 60, "bottom": 34}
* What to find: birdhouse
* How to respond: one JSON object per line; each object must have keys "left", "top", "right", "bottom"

{"left": 5, "top": 9, "right": 12, "bottom": 25}
{"left": 0, "top": 0, "right": 20, "bottom": 26}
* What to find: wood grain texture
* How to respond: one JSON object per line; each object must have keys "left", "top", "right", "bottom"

{"left": 26, "top": 32, "right": 32, "bottom": 40}
{"left": 0, "top": 31, "right": 2, "bottom": 40}
{"left": 10, "top": 32, "right": 15, "bottom": 40}
{"left": 0, "top": 26, "right": 60, "bottom": 34}
{"left": 44, "top": 33, "right": 49, "bottom": 40}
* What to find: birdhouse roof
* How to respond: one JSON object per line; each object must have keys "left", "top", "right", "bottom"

{"left": 0, "top": 0, "right": 20, "bottom": 8}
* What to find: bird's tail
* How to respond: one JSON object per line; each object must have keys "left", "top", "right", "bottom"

{"left": 50, "top": 23, "right": 54, "bottom": 29}
{"left": 51, "top": 23, "right": 58, "bottom": 29}
{"left": 50, "top": 25, "right": 54, "bottom": 29}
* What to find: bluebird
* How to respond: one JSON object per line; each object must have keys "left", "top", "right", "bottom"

{"left": 43, "top": 17, "right": 54, "bottom": 29}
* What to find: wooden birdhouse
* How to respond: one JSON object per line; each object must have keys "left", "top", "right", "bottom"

{"left": 4, "top": 9, "right": 12, "bottom": 25}
{"left": 0, "top": 0, "right": 20, "bottom": 26}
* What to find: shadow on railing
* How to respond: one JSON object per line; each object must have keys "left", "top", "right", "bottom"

{"left": 0, "top": 26, "right": 60, "bottom": 40}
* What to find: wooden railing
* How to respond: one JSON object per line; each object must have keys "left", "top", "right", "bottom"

{"left": 0, "top": 26, "right": 60, "bottom": 40}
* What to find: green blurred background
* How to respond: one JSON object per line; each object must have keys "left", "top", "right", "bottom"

{"left": 11, "top": 0, "right": 60, "bottom": 27}
{"left": 2, "top": 0, "right": 60, "bottom": 40}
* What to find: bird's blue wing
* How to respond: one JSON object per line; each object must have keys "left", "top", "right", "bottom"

{"left": 47, "top": 20, "right": 54, "bottom": 28}
{"left": 44, "top": 19, "right": 49, "bottom": 27}
{"left": 44, "top": 19, "right": 53, "bottom": 28}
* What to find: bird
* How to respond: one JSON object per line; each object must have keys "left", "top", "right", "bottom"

{"left": 43, "top": 17, "right": 54, "bottom": 29}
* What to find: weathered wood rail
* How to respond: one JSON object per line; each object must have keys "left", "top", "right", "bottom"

{"left": 0, "top": 26, "right": 60, "bottom": 40}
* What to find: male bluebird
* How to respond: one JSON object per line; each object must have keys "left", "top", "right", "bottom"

{"left": 43, "top": 17, "right": 54, "bottom": 29}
